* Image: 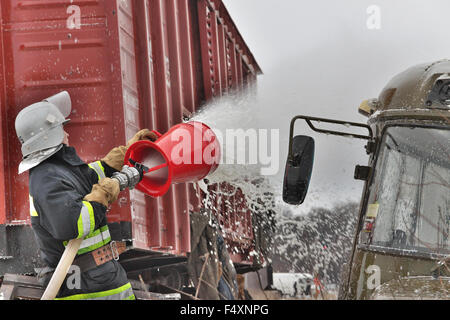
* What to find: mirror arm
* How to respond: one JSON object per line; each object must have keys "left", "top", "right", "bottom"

{"left": 288, "top": 115, "right": 374, "bottom": 159}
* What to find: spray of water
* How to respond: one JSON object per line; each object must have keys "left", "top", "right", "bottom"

{"left": 191, "top": 91, "right": 276, "bottom": 206}
{"left": 189, "top": 90, "right": 278, "bottom": 262}
{"left": 186, "top": 53, "right": 368, "bottom": 271}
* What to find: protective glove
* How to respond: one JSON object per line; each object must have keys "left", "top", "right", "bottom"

{"left": 83, "top": 177, "right": 120, "bottom": 207}
{"left": 101, "top": 129, "right": 159, "bottom": 171}
{"left": 126, "top": 129, "right": 159, "bottom": 146}
{"left": 101, "top": 145, "right": 128, "bottom": 172}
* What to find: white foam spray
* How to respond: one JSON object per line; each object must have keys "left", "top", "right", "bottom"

{"left": 190, "top": 91, "right": 278, "bottom": 209}
{"left": 189, "top": 90, "right": 278, "bottom": 263}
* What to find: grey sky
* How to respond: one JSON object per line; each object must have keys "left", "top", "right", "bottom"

{"left": 222, "top": 0, "right": 450, "bottom": 213}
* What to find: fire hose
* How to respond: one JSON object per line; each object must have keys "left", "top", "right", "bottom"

{"left": 40, "top": 163, "right": 145, "bottom": 300}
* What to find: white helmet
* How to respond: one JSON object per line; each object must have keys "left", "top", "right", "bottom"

{"left": 15, "top": 91, "right": 72, "bottom": 173}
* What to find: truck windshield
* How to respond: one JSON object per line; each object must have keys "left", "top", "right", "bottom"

{"left": 362, "top": 126, "right": 450, "bottom": 255}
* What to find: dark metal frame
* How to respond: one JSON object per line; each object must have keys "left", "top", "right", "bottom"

{"left": 287, "top": 115, "right": 374, "bottom": 162}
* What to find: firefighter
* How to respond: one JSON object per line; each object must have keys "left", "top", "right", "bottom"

{"left": 15, "top": 91, "right": 158, "bottom": 300}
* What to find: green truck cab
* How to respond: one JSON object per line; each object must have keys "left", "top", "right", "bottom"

{"left": 283, "top": 60, "right": 450, "bottom": 299}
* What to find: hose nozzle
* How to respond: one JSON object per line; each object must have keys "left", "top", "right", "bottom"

{"left": 112, "top": 165, "right": 142, "bottom": 191}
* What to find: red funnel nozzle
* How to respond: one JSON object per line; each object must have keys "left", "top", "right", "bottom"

{"left": 124, "top": 122, "right": 221, "bottom": 197}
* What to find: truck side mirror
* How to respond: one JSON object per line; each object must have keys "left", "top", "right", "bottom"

{"left": 283, "top": 135, "right": 315, "bottom": 205}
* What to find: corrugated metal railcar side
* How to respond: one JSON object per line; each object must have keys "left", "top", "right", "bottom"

{"left": 0, "top": 0, "right": 261, "bottom": 273}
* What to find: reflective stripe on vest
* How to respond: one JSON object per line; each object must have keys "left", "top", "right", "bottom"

{"left": 64, "top": 225, "right": 111, "bottom": 255}
{"left": 88, "top": 161, "right": 106, "bottom": 182}
{"left": 29, "top": 195, "right": 38, "bottom": 217}
{"left": 54, "top": 282, "right": 135, "bottom": 300}
{"left": 77, "top": 225, "right": 111, "bottom": 255}
{"left": 77, "top": 201, "right": 95, "bottom": 239}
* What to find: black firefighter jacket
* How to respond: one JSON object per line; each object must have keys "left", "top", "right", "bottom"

{"left": 29, "top": 145, "right": 134, "bottom": 300}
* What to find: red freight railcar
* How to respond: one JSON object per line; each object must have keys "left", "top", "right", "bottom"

{"left": 0, "top": 0, "right": 261, "bottom": 277}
